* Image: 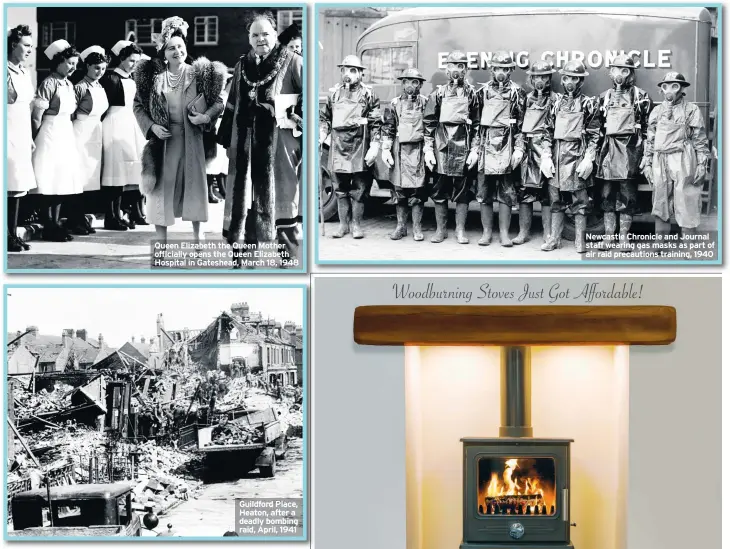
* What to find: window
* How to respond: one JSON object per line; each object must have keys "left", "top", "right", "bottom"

{"left": 125, "top": 19, "right": 163, "bottom": 47}
{"left": 194, "top": 16, "right": 218, "bottom": 46}
{"left": 277, "top": 9, "right": 303, "bottom": 31}
{"left": 361, "top": 45, "right": 416, "bottom": 85}
{"left": 41, "top": 22, "right": 76, "bottom": 48}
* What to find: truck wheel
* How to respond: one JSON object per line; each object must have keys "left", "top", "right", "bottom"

{"left": 260, "top": 456, "right": 276, "bottom": 478}
{"left": 562, "top": 213, "right": 605, "bottom": 242}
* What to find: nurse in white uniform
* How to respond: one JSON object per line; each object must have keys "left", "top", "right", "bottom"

{"left": 31, "top": 39, "right": 81, "bottom": 242}
{"left": 69, "top": 45, "right": 110, "bottom": 235}
{"left": 99, "top": 40, "right": 145, "bottom": 231}
{"left": 7, "top": 25, "right": 36, "bottom": 252}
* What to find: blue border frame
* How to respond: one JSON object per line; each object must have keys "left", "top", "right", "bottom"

{"left": 3, "top": 283, "right": 309, "bottom": 542}
{"left": 3, "top": 3, "right": 309, "bottom": 275}
{"left": 313, "top": 2, "right": 723, "bottom": 266}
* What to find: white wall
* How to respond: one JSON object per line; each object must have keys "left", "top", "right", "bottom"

{"left": 405, "top": 346, "right": 629, "bottom": 549}
{"left": 219, "top": 342, "right": 257, "bottom": 366}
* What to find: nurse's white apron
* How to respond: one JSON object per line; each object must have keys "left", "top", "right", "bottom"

{"left": 101, "top": 78, "right": 145, "bottom": 188}
{"left": 7, "top": 68, "right": 38, "bottom": 195}
{"left": 73, "top": 85, "right": 109, "bottom": 192}
{"left": 32, "top": 83, "right": 81, "bottom": 196}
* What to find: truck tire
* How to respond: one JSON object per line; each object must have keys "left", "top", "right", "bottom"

{"left": 260, "top": 455, "right": 276, "bottom": 478}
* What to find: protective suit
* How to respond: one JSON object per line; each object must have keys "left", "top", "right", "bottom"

{"left": 381, "top": 68, "right": 429, "bottom": 241}
{"left": 542, "top": 60, "right": 601, "bottom": 254}
{"left": 644, "top": 71, "right": 709, "bottom": 242}
{"left": 519, "top": 60, "right": 558, "bottom": 246}
{"left": 474, "top": 50, "right": 527, "bottom": 247}
{"left": 319, "top": 55, "right": 381, "bottom": 239}
{"left": 595, "top": 54, "right": 653, "bottom": 252}
{"left": 423, "top": 50, "right": 480, "bottom": 244}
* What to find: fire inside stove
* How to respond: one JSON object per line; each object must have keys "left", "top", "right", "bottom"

{"left": 477, "top": 457, "right": 556, "bottom": 516}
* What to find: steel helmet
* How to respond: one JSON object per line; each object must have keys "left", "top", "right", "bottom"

{"left": 337, "top": 55, "right": 366, "bottom": 70}
{"left": 609, "top": 54, "right": 637, "bottom": 69}
{"left": 526, "top": 60, "right": 556, "bottom": 76}
{"left": 657, "top": 71, "right": 690, "bottom": 87}
{"left": 490, "top": 50, "right": 516, "bottom": 68}
{"left": 560, "top": 60, "right": 589, "bottom": 78}
{"left": 446, "top": 50, "right": 469, "bottom": 65}
{"left": 397, "top": 68, "right": 426, "bottom": 82}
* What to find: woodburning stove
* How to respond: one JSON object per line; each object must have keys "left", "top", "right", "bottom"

{"left": 460, "top": 346, "right": 575, "bottom": 549}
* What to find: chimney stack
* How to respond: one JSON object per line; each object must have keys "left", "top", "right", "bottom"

{"left": 98, "top": 334, "right": 105, "bottom": 349}
{"left": 76, "top": 329, "right": 87, "bottom": 341}
{"left": 131, "top": 335, "right": 136, "bottom": 343}
{"left": 62, "top": 329, "right": 74, "bottom": 349}
{"left": 26, "top": 326, "right": 39, "bottom": 339}
{"left": 141, "top": 336, "right": 146, "bottom": 344}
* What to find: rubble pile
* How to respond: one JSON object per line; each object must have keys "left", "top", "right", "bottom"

{"left": 130, "top": 475, "right": 202, "bottom": 515}
{"left": 207, "top": 422, "right": 264, "bottom": 446}
{"left": 132, "top": 440, "right": 202, "bottom": 478}
{"left": 13, "top": 384, "right": 75, "bottom": 420}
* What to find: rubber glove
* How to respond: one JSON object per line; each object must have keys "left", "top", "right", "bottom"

{"left": 694, "top": 163, "right": 707, "bottom": 185}
{"left": 510, "top": 149, "right": 525, "bottom": 170}
{"left": 466, "top": 149, "right": 479, "bottom": 169}
{"left": 425, "top": 149, "right": 437, "bottom": 170}
{"left": 382, "top": 148, "right": 394, "bottom": 167}
{"left": 365, "top": 142, "right": 380, "bottom": 166}
{"left": 576, "top": 156, "right": 594, "bottom": 180}
{"left": 539, "top": 153, "right": 555, "bottom": 179}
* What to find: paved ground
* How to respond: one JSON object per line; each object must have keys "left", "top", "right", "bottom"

{"left": 7, "top": 203, "right": 301, "bottom": 271}
{"left": 146, "top": 437, "right": 303, "bottom": 537}
{"left": 317, "top": 205, "right": 719, "bottom": 263}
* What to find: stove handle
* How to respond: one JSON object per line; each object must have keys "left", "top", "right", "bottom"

{"left": 562, "top": 489, "right": 569, "bottom": 522}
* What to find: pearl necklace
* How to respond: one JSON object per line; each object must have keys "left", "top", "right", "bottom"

{"left": 166, "top": 66, "right": 184, "bottom": 90}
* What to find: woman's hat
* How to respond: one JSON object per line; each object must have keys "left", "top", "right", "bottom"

{"left": 111, "top": 40, "right": 132, "bottom": 57}
{"left": 156, "top": 16, "right": 189, "bottom": 52}
{"left": 44, "top": 39, "right": 71, "bottom": 60}
{"left": 79, "top": 45, "right": 105, "bottom": 62}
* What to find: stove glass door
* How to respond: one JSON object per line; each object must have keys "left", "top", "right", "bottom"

{"left": 477, "top": 457, "right": 557, "bottom": 517}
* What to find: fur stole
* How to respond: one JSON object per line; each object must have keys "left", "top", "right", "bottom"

{"left": 134, "top": 56, "right": 228, "bottom": 195}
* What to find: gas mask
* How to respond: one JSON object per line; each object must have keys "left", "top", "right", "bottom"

{"left": 446, "top": 62, "right": 466, "bottom": 85}
{"left": 561, "top": 76, "right": 581, "bottom": 96}
{"left": 531, "top": 75, "right": 550, "bottom": 96}
{"left": 660, "top": 82, "right": 681, "bottom": 104}
{"left": 403, "top": 78, "right": 421, "bottom": 98}
{"left": 610, "top": 67, "right": 632, "bottom": 89}
{"left": 492, "top": 67, "right": 511, "bottom": 86}
{"left": 341, "top": 66, "right": 361, "bottom": 90}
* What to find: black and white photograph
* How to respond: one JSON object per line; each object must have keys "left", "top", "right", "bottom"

{"left": 5, "top": 286, "right": 306, "bottom": 540}
{"left": 316, "top": 6, "right": 721, "bottom": 264}
{"left": 5, "top": 5, "right": 305, "bottom": 272}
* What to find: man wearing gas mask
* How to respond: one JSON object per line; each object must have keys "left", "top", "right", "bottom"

{"left": 519, "top": 60, "right": 558, "bottom": 247}
{"left": 473, "top": 51, "right": 527, "bottom": 248}
{"left": 423, "top": 50, "right": 481, "bottom": 244}
{"left": 643, "top": 72, "right": 709, "bottom": 246}
{"left": 541, "top": 60, "right": 601, "bottom": 254}
{"left": 381, "top": 68, "right": 429, "bottom": 241}
{"left": 595, "top": 54, "right": 653, "bottom": 253}
{"left": 319, "top": 55, "right": 381, "bottom": 239}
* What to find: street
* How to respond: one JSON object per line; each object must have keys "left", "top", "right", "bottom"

{"left": 149, "top": 437, "right": 304, "bottom": 537}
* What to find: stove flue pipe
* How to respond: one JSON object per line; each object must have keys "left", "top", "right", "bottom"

{"left": 500, "top": 346, "right": 533, "bottom": 438}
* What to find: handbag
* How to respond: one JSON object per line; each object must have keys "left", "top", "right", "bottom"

{"left": 187, "top": 92, "right": 207, "bottom": 115}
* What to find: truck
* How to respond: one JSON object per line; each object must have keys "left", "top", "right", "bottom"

{"left": 319, "top": 6, "right": 719, "bottom": 238}
{"left": 8, "top": 483, "right": 142, "bottom": 537}
{"left": 197, "top": 408, "right": 287, "bottom": 479}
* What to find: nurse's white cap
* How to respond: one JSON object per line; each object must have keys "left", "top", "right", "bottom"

{"left": 80, "top": 45, "right": 106, "bottom": 62}
{"left": 111, "top": 40, "right": 132, "bottom": 56}
{"left": 44, "top": 39, "right": 71, "bottom": 60}
{"left": 140, "top": 53, "right": 151, "bottom": 61}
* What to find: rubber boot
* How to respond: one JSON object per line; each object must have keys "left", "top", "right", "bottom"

{"left": 411, "top": 203, "right": 424, "bottom": 242}
{"left": 332, "top": 196, "right": 351, "bottom": 239}
{"left": 654, "top": 218, "right": 671, "bottom": 256}
{"left": 498, "top": 203, "right": 513, "bottom": 247}
{"left": 541, "top": 211, "right": 564, "bottom": 251}
{"left": 430, "top": 202, "right": 448, "bottom": 243}
{"left": 455, "top": 203, "right": 469, "bottom": 244}
{"left": 597, "top": 212, "right": 616, "bottom": 250}
{"left": 390, "top": 204, "right": 408, "bottom": 240}
{"left": 351, "top": 200, "right": 365, "bottom": 239}
{"left": 681, "top": 226, "right": 696, "bottom": 260}
{"left": 541, "top": 204, "right": 551, "bottom": 244}
{"left": 511, "top": 203, "right": 533, "bottom": 245}
{"left": 478, "top": 204, "right": 493, "bottom": 246}
{"left": 574, "top": 214, "right": 587, "bottom": 254}
{"left": 618, "top": 213, "right": 633, "bottom": 253}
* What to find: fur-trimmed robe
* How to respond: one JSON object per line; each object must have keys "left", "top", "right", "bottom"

{"left": 219, "top": 44, "right": 303, "bottom": 245}
{"left": 133, "top": 57, "right": 227, "bottom": 199}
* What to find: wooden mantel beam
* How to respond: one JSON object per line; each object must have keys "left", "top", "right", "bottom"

{"left": 353, "top": 306, "right": 676, "bottom": 346}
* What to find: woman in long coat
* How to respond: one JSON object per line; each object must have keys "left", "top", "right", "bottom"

{"left": 220, "top": 12, "right": 303, "bottom": 268}
{"left": 31, "top": 39, "right": 81, "bottom": 242}
{"left": 68, "top": 46, "right": 110, "bottom": 235}
{"left": 7, "top": 25, "right": 37, "bottom": 252}
{"left": 100, "top": 40, "right": 145, "bottom": 231}
{"left": 133, "top": 16, "right": 227, "bottom": 245}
